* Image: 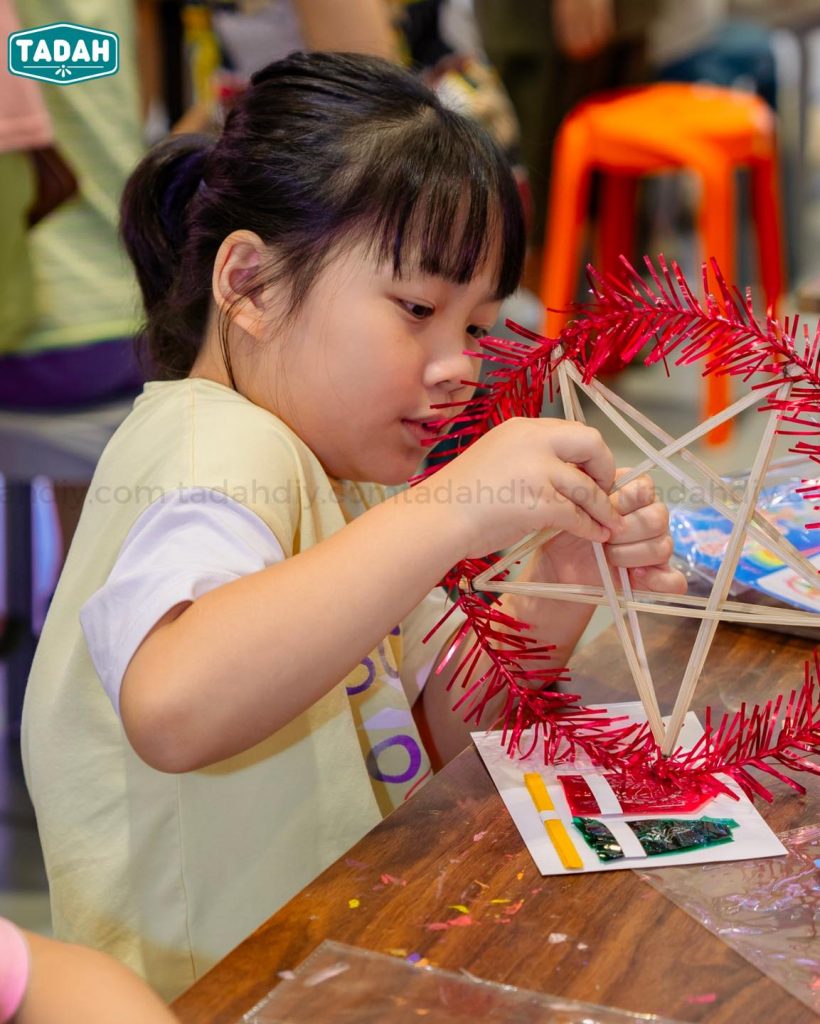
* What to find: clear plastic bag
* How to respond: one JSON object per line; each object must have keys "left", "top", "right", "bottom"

{"left": 637, "top": 824, "right": 820, "bottom": 1014}
{"left": 243, "top": 939, "right": 688, "bottom": 1023}
{"left": 669, "top": 455, "right": 820, "bottom": 637}
{"left": 669, "top": 456, "right": 820, "bottom": 593}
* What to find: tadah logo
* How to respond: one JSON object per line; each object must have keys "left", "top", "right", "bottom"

{"left": 8, "top": 22, "right": 118, "bottom": 85}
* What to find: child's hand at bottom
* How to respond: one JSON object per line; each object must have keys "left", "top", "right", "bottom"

{"left": 538, "top": 469, "right": 688, "bottom": 594}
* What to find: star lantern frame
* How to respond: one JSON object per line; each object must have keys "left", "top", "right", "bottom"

{"left": 420, "top": 256, "right": 820, "bottom": 806}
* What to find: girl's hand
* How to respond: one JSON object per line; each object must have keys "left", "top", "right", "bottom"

{"left": 416, "top": 417, "right": 623, "bottom": 559}
{"left": 540, "top": 469, "right": 688, "bottom": 595}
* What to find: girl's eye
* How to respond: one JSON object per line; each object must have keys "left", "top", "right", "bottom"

{"left": 398, "top": 300, "right": 434, "bottom": 321}
{"left": 466, "top": 325, "right": 488, "bottom": 341}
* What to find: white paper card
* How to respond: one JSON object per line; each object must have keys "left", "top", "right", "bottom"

{"left": 472, "top": 701, "right": 787, "bottom": 875}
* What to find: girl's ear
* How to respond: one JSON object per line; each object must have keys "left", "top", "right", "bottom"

{"left": 212, "top": 230, "right": 279, "bottom": 340}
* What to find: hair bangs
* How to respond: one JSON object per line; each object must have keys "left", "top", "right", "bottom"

{"left": 350, "top": 111, "right": 525, "bottom": 299}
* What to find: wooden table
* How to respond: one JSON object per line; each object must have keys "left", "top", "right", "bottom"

{"left": 173, "top": 617, "right": 818, "bottom": 1023}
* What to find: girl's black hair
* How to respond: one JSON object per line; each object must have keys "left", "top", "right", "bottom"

{"left": 120, "top": 51, "right": 525, "bottom": 380}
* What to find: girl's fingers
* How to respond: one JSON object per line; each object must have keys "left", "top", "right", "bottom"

{"left": 607, "top": 501, "right": 669, "bottom": 546}
{"left": 547, "top": 421, "right": 616, "bottom": 495}
{"left": 546, "top": 492, "right": 612, "bottom": 543}
{"left": 630, "top": 564, "right": 688, "bottom": 595}
{"left": 610, "top": 471, "right": 655, "bottom": 516}
{"left": 606, "top": 535, "right": 674, "bottom": 569}
{"left": 551, "top": 461, "right": 621, "bottom": 533}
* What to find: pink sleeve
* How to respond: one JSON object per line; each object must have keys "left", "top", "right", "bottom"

{"left": 0, "top": 917, "right": 30, "bottom": 1022}
{"left": 0, "top": 0, "right": 53, "bottom": 153}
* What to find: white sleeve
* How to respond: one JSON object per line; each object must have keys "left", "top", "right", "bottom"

{"left": 80, "top": 488, "right": 286, "bottom": 717}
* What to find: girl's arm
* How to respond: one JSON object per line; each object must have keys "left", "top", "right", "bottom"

{"left": 121, "top": 489, "right": 465, "bottom": 771}
{"left": 120, "top": 418, "right": 621, "bottom": 773}
{"left": 16, "top": 929, "right": 177, "bottom": 1024}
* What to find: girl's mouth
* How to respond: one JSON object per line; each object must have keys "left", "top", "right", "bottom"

{"left": 401, "top": 418, "right": 442, "bottom": 445}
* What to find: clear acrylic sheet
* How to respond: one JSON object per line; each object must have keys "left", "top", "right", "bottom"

{"left": 637, "top": 824, "right": 820, "bottom": 1014}
{"left": 242, "top": 940, "right": 689, "bottom": 1023}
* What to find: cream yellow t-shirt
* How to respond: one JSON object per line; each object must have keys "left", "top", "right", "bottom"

{"left": 21, "top": 379, "right": 461, "bottom": 999}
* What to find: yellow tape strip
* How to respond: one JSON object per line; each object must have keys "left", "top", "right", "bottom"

{"left": 523, "top": 772, "right": 554, "bottom": 812}
{"left": 523, "top": 773, "right": 584, "bottom": 870}
{"left": 544, "top": 819, "right": 584, "bottom": 871}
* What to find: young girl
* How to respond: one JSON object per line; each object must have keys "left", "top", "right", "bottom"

{"left": 21, "top": 52, "right": 685, "bottom": 1000}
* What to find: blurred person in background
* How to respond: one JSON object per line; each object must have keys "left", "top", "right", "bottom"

{"left": 0, "top": 0, "right": 146, "bottom": 570}
{"left": 210, "top": 0, "right": 398, "bottom": 78}
{"left": 0, "top": 0, "right": 146, "bottom": 410}
{"left": 473, "top": 0, "right": 655, "bottom": 293}
{"left": 0, "top": 2, "right": 75, "bottom": 377}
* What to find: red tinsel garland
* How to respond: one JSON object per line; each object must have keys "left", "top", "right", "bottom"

{"left": 419, "top": 256, "right": 820, "bottom": 803}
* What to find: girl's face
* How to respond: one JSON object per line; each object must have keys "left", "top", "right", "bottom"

{"left": 248, "top": 242, "right": 503, "bottom": 484}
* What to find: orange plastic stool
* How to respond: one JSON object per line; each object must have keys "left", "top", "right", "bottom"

{"left": 541, "top": 83, "right": 784, "bottom": 444}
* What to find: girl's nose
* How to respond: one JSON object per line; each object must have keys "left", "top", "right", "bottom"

{"left": 422, "top": 341, "right": 476, "bottom": 396}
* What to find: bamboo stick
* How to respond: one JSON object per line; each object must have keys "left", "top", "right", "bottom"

{"left": 566, "top": 375, "right": 665, "bottom": 737}
{"left": 661, "top": 381, "right": 792, "bottom": 753}
{"left": 474, "top": 579, "right": 820, "bottom": 626}
{"left": 557, "top": 359, "right": 666, "bottom": 743}
{"left": 606, "top": 385, "right": 767, "bottom": 491}
{"left": 475, "top": 365, "right": 819, "bottom": 594}
{"left": 573, "top": 366, "right": 820, "bottom": 595}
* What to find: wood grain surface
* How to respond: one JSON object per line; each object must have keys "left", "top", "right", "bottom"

{"left": 173, "top": 617, "right": 818, "bottom": 1023}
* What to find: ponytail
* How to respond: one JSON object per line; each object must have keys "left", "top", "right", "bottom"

{"left": 120, "top": 134, "right": 214, "bottom": 378}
